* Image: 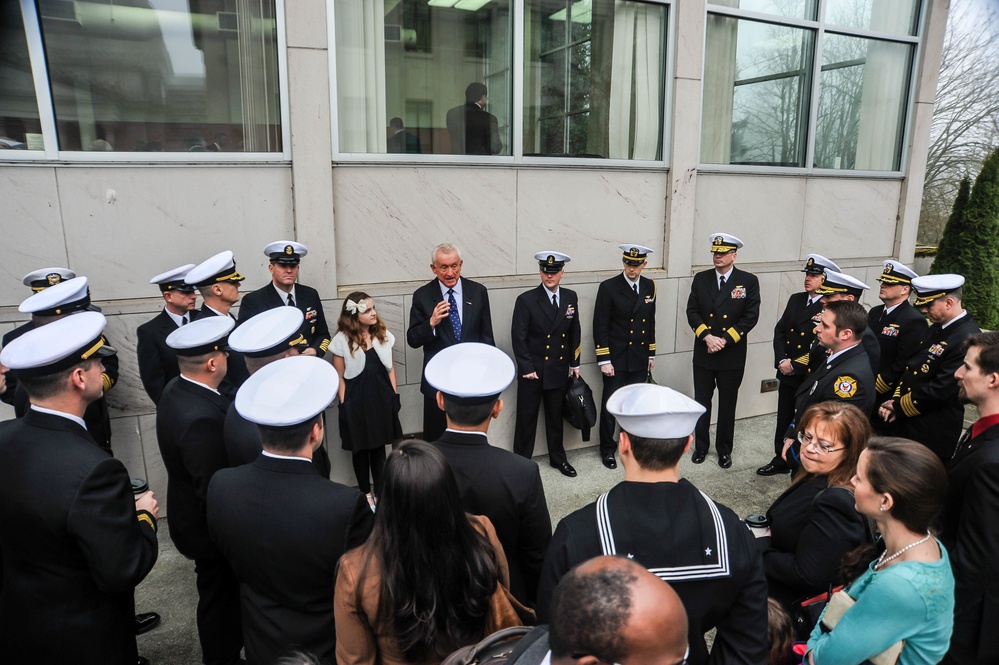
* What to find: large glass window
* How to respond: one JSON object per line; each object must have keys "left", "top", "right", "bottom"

{"left": 33, "top": 0, "right": 282, "bottom": 153}
{"left": 523, "top": 0, "right": 666, "bottom": 160}
{"left": 702, "top": 0, "right": 921, "bottom": 172}
{"left": 1, "top": 3, "right": 42, "bottom": 150}
{"left": 334, "top": 0, "right": 512, "bottom": 155}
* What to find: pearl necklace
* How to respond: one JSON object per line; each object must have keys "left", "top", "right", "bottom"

{"left": 874, "top": 533, "right": 931, "bottom": 570}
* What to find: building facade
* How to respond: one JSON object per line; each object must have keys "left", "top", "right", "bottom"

{"left": 0, "top": 0, "right": 948, "bottom": 505}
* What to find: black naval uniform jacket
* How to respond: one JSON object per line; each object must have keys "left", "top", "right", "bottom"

{"left": 195, "top": 306, "right": 250, "bottom": 401}
{"left": 785, "top": 344, "right": 875, "bottom": 455}
{"left": 511, "top": 285, "right": 581, "bottom": 389}
{"left": 537, "top": 480, "right": 769, "bottom": 665}
{"left": 593, "top": 274, "right": 656, "bottom": 372}
{"left": 773, "top": 292, "right": 823, "bottom": 386}
{"left": 0, "top": 409, "right": 158, "bottom": 664}
{"left": 407, "top": 278, "right": 495, "bottom": 396}
{"left": 237, "top": 283, "right": 332, "bottom": 357}
{"left": 136, "top": 309, "right": 182, "bottom": 404}
{"left": 431, "top": 430, "right": 552, "bottom": 605}
{"left": 207, "top": 455, "right": 374, "bottom": 665}
{"left": 940, "top": 420, "right": 999, "bottom": 664}
{"left": 889, "top": 312, "right": 980, "bottom": 458}
{"left": 156, "top": 376, "right": 230, "bottom": 561}
{"left": 686, "top": 267, "right": 761, "bottom": 371}
{"left": 867, "top": 300, "right": 928, "bottom": 402}
{"left": 223, "top": 403, "right": 332, "bottom": 478}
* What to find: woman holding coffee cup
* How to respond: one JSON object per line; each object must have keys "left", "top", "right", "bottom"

{"left": 754, "top": 402, "right": 872, "bottom": 612}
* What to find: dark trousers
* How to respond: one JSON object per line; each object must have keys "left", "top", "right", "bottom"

{"left": 352, "top": 447, "right": 387, "bottom": 494}
{"left": 693, "top": 365, "right": 745, "bottom": 457}
{"left": 599, "top": 368, "right": 647, "bottom": 456}
{"left": 769, "top": 378, "right": 799, "bottom": 467}
{"left": 422, "top": 393, "right": 447, "bottom": 442}
{"left": 193, "top": 556, "right": 243, "bottom": 665}
{"left": 514, "top": 377, "right": 568, "bottom": 466}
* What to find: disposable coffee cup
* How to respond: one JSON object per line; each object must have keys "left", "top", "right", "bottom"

{"left": 745, "top": 513, "right": 770, "bottom": 538}
{"left": 131, "top": 477, "right": 149, "bottom": 499}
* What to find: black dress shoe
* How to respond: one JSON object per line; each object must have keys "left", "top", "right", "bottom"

{"left": 553, "top": 462, "right": 577, "bottom": 477}
{"left": 719, "top": 454, "right": 732, "bottom": 469}
{"left": 691, "top": 451, "right": 706, "bottom": 464}
{"left": 601, "top": 454, "right": 617, "bottom": 469}
{"left": 137, "top": 657, "right": 150, "bottom": 665}
{"left": 756, "top": 462, "right": 790, "bottom": 476}
{"left": 135, "top": 612, "right": 161, "bottom": 635}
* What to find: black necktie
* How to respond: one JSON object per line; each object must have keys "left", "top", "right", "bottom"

{"left": 181, "top": 315, "right": 188, "bottom": 326}
{"left": 632, "top": 283, "right": 638, "bottom": 295}
{"left": 951, "top": 426, "right": 973, "bottom": 460}
{"left": 287, "top": 293, "right": 296, "bottom": 307}
{"left": 719, "top": 275, "right": 726, "bottom": 290}
{"left": 552, "top": 293, "right": 558, "bottom": 309}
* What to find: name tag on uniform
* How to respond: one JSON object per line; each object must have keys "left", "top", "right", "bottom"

{"left": 565, "top": 305, "right": 575, "bottom": 318}
{"left": 731, "top": 286, "right": 746, "bottom": 299}
{"left": 881, "top": 324, "right": 899, "bottom": 337}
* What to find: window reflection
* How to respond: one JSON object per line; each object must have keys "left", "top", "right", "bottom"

{"left": 0, "top": 4, "right": 42, "bottom": 150}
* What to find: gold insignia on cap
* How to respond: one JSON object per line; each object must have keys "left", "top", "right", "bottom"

{"left": 284, "top": 245, "right": 294, "bottom": 255}
{"left": 629, "top": 248, "right": 640, "bottom": 257}
{"left": 46, "top": 273, "right": 61, "bottom": 286}
{"left": 806, "top": 258, "right": 814, "bottom": 267}
{"left": 713, "top": 236, "right": 724, "bottom": 245}
{"left": 547, "top": 255, "right": 555, "bottom": 264}
{"left": 884, "top": 263, "right": 894, "bottom": 273}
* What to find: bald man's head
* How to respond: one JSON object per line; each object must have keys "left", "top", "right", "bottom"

{"left": 550, "top": 556, "right": 688, "bottom": 665}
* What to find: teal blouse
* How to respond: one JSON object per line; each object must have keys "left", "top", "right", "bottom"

{"left": 807, "top": 539, "right": 954, "bottom": 665}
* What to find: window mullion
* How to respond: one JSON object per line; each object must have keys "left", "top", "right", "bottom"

{"left": 21, "top": 0, "right": 59, "bottom": 157}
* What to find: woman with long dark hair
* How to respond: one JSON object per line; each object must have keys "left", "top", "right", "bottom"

{"left": 754, "top": 402, "right": 873, "bottom": 612}
{"left": 334, "top": 441, "right": 523, "bottom": 665}
{"left": 330, "top": 291, "right": 402, "bottom": 505}
{"left": 806, "top": 437, "right": 954, "bottom": 664}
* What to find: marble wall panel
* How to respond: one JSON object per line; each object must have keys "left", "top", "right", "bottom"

{"left": 694, "top": 176, "right": 807, "bottom": 266}
{"left": 801, "top": 179, "right": 901, "bottom": 260}
{"left": 651, "top": 350, "right": 694, "bottom": 397}
{"left": 666, "top": 76, "right": 705, "bottom": 277}
{"left": 515, "top": 170, "right": 668, "bottom": 274}
{"left": 113, "top": 415, "right": 146, "bottom": 481}
{"left": 105, "top": 312, "right": 158, "bottom": 418}
{"left": 738, "top": 341, "right": 782, "bottom": 419}
{"left": 673, "top": 277, "right": 695, "bottom": 353}
{"left": 285, "top": 0, "right": 328, "bottom": 49}
{"left": 138, "top": 414, "right": 168, "bottom": 512}
{"left": 651, "top": 276, "right": 679, "bottom": 356}
{"left": 331, "top": 167, "right": 518, "bottom": 285}
{"left": 55, "top": 167, "right": 294, "bottom": 301}
{"left": 0, "top": 168, "right": 67, "bottom": 308}
{"left": 755, "top": 270, "right": 781, "bottom": 345}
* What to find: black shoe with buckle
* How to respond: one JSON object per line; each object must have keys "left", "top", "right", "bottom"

{"left": 719, "top": 454, "right": 732, "bottom": 469}
{"left": 135, "top": 612, "right": 161, "bottom": 635}
{"left": 601, "top": 454, "right": 617, "bottom": 469}
{"left": 553, "top": 461, "right": 577, "bottom": 477}
{"left": 691, "top": 451, "right": 706, "bottom": 464}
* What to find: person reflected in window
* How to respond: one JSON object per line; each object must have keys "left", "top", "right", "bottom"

{"left": 386, "top": 117, "right": 421, "bottom": 154}
{"left": 446, "top": 82, "right": 502, "bottom": 156}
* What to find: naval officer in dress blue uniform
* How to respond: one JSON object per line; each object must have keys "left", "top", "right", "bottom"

{"left": 208, "top": 355, "right": 373, "bottom": 665}
{"left": 136, "top": 264, "right": 197, "bottom": 405}
{"left": 0, "top": 311, "right": 159, "bottom": 664}
{"left": 593, "top": 243, "right": 657, "bottom": 469}
{"left": 686, "top": 234, "right": 761, "bottom": 469}
{"left": 512, "top": 251, "right": 581, "bottom": 477}
{"left": 237, "top": 241, "right": 332, "bottom": 358}
{"left": 537, "top": 383, "right": 768, "bottom": 665}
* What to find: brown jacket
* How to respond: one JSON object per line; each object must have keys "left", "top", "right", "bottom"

{"left": 335, "top": 515, "right": 511, "bottom": 665}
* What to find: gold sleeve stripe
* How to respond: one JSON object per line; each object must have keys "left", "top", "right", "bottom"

{"left": 875, "top": 375, "right": 890, "bottom": 394}
{"left": 694, "top": 324, "right": 708, "bottom": 337}
{"left": 137, "top": 513, "right": 156, "bottom": 532}
{"left": 319, "top": 339, "right": 331, "bottom": 352}
{"left": 900, "top": 393, "right": 920, "bottom": 418}
{"left": 648, "top": 343, "right": 656, "bottom": 351}
{"left": 102, "top": 373, "right": 113, "bottom": 392}
{"left": 574, "top": 345, "right": 581, "bottom": 360}
{"left": 727, "top": 328, "right": 742, "bottom": 344}
{"left": 793, "top": 353, "right": 810, "bottom": 365}
{"left": 893, "top": 385, "right": 902, "bottom": 398}
{"left": 595, "top": 346, "right": 610, "bottom": 356}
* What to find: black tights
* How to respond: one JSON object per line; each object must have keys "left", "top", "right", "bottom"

{"left": 352, "top": 447, "right": 387, "bottom": 494}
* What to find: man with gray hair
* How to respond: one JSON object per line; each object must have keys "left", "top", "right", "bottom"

{"left": 407, "top": 243, "right": 494, "bottom": 441}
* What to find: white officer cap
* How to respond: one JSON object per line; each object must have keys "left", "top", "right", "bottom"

{"left": 814, "top": 270, "right": 870, "bottom": 298}
{"left": 619, "top": 244, "right": 653, "bottom": 265}
{"left": 22, "top": 267, "right": 76, "bottom": 292}
{"left": 911, "top": 274, "right": 965, "bottom": 307}
{"left": 18, "top": 276, "right": 98, "bottom": 316}
{"left": 185, "top": 250, "right": 245, "bottom": 287}
{"left": 802, "top": 254, "right": 840, "bottom": 275}
{"left": 228, "top": 307, "right": 307, "bottom": 358}
{"left": 425, "top": 342, "right": 515, "bottom": 404}
{"left": 606, "top": 384, "right": 706, "bottom": 439}
{"left": 709, "top": 233, "right": 744, "bottom": 253}
{"left": 535, "top": 251, "right": 571, "bottom": 274}
{"left": 166, "top": 315, "right": 234, "bottom": 356}
{"left": 0, "top": 311, "right": 116, "bottom": 378}
{"left": 264, "top": 241, "right": 308, "bottom": 265}
{"left": 877, "top": 260, "right": 919, "bottom": 285}
{"left": 150, "top": 264, "right": 197, "bottom": 293}
{"left": 235, "top": 355, "right": 338, "bottom": 427}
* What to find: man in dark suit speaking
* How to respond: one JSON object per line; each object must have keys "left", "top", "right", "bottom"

{"left": 407, "top": 243, "right": 494, "bottom": 441}
{"left": 446, "top": 82, "right": 503, "bottom": 155}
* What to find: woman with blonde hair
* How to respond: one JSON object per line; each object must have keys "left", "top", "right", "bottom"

{"left": 330, "top": 291, "right": 402, "bottom": 504}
